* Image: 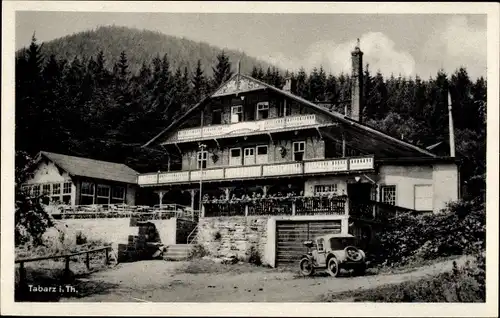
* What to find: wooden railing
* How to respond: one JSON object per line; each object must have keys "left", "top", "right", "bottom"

{"left": 138, "top": 155, "right": 375, "bottom": 186}
{"left": 203, "top": 196, "right": 348, "bottom": 218}
{"left": 16, "top": 246, "right": 112, "bottom": 287}
{"left": 349, "top": 200, "right": 418, "bottom": 221}
{"left": 174, "top": 114, "right": 318, "bottom": 142}
{"left": 48, "top": 203, "right": 195, "bottom": 220}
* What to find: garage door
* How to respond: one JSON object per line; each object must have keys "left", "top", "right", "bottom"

{"left": 276, "top": 220, "right": 342, "bottom": 267}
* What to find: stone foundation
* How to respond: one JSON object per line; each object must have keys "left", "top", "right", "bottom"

{"left": 197, "top": 216, "right": 269, "bottom": 264}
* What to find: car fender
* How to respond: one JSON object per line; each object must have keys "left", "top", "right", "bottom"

{"left": 327, "top": 251, "right": 346, "bottom": 263}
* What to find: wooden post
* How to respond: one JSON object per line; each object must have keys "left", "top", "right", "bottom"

{"left": 224, "top": 188, "right": 230, "bottom": 200}
{"left": 19, "top": 262, "right": 26, "bottom": 289}
{"left": 64, "top": 256, "right": 70, "bottom": 282}
{"left": 86, "top": 252, "right": 90, "bottom": 270}
{"left": 201, "top": 205, "right": 205, "bottom": 218}
{"left": 190, "top": 189, "right": 195, "bottom": 215}
{"left": 292, "top": 202, "right": 296, "bottom": 215}
{"left": 342, "top": 133, "right": 346, "bottom": 158}
{"left": 105, "top": 248, "right": 109, "bottom": 265}
{"left": 245, "top": 204, "right": 249, "bottom": 217}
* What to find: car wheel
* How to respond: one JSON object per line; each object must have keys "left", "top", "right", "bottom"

{"left": 299, "top": 258, "right": 315, "bottom": 276}
{"left": 327, "top": 257, "right": 340, "bottom": 277}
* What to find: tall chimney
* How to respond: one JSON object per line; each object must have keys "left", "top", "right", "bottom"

{"left": 350, "top": 38, "right": 363, "bottom": 121}
{"left": 448, "top": 91, "right": 456, "bottom": 157}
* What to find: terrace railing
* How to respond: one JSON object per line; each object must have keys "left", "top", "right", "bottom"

{"left": 138, "top": 155, "right": 375, "bottom": 186}
{"left": 203, "top": 195, "right": 348, "bottom": 218}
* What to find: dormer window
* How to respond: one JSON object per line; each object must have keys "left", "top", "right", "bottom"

{"left": 256, "top": 102, "right": 269, "bottom": 120}
{"left": 231, "top": 105, "right": 243, "bottom": 123}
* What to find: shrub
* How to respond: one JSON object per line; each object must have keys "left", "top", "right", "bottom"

{"left": 213, "top": 231, "right": 222, "bottom": 241}
{"left": 248, "top": 245, "right": 262, "bottom": 266}
{"left": 15, "top": 194, "right": 55, "bottom": 246}
{"left": 188, "top": 244, "right": 208, "bottom": 259}
{"left": 324, "top": 253, "right": 486, "bottom": 302}
{"left": 76, "top": 231, "right": 88, "bottom": 245}
{"left": 371, "top": 199, "right": 485, "bottom": 267}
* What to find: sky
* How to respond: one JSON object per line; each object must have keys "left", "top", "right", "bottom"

{"left": 16, "top": 12, "right": 487, "bottom": 79}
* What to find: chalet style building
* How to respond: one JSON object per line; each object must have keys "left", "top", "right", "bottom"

{"left": 21, "top": 151, "right": 139, "bottom": 206}
{"left": 138, "top": 42, "right": 460, "bottom": 266}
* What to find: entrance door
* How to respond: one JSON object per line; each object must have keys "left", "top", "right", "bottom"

{"left": 347, "top": 183, "right": 373, "bottom": 217}
{"left": 243, "top": 147, "right": 255, "bottom": 165}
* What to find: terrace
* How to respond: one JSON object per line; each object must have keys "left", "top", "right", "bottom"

{"left": 138, "top": 155, "right": 375, "bottom": 186}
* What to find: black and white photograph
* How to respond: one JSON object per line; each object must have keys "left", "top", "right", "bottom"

{"left": 1, "top": 1, "right": 498, "bottom": 317}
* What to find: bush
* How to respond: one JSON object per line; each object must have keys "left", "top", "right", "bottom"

{"left": 15, "top": 194, "right": 55, "bottom": 246}
{"left": 247, "top": 245, "right": 262, "bottom": 266}
{"left": 324, "top": 253, "right": 486, "bottom": 302}
{"left": 371, "top": 199, "right": 485, "bottom": 267}
{"left": 188, "top": 244, "right": 208, "bottom": 259}
{"left": 76, "top": 231, "right": 88, "bottom": 245}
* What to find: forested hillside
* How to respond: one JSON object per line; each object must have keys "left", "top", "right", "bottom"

{"left": 15, "top": 33, "right": 486, "bottom": 200}
{"left": 16, "top": 26, "right": 277, "bottom": 77}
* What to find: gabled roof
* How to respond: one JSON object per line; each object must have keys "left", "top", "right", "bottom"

{"left": 36, "top": 151, "right": 139, "bottom": 184}
{"left": 142, "top": 74, "right": 437, "bottom": 158}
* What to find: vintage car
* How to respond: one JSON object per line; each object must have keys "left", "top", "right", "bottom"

{"left": 299, "top": 233, "right": 367, "bottom": 277}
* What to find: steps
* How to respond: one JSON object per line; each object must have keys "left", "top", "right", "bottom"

{"left": 187, "top": 226, "right": 198, "bottom": 244}
{"left": 163, "top": 244, "right": 193, "bottom": 261}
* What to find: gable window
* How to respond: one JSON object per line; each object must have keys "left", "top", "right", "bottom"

{"left": 381, "top": 185, "right": 396, "bottom": 206}
{"left": 112, "top": 186, "right": 126, "bottom": 204}
{"left": 229, "top": 148, "right": 242, "bottom": 166}
{"left": 231, "top": 105, "right": 243, "bottom": 123}
{"left": 314, "top": 184, "right": 338, "bottom": 196}
{"left": 293, "top": 141, "right": 306, "bottom": 161}
{"left": 96, "top": 184, "right": 111, "bottom": 205}
{"left": 197, "top": 150, "right": 208, "bottom": 169}
{"left": 80, "top": 182, "right": 95, "bottom": 205}
{"left": 256, "top": 102, "right": 269, "bottom": 120}
{"left": 278, "top": 100, "right": 292, "bottom": 117}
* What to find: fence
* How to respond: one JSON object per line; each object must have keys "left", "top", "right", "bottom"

{"left": 15, "top": 246, "right": 112, "bottom": 287}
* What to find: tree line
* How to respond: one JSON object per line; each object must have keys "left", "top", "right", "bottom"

{"left": 15, "top": 35, "right": 486, "bottom": 199}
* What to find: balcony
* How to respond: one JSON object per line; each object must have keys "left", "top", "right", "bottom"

{"left": 173, "top": 114, "right": 318, "bottom": 142}
{"left": 137, "top": 155, "right": 375, "bottom": 186}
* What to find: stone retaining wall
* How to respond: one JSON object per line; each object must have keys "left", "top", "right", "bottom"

{"left": 197, "top": 216, "right": 269, "bottom": 264}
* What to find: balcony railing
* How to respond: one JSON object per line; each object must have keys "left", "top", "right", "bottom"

{"left": 138, "top": 155, "right": 375, "bottom": 186}
{"left": 174, "top": 114, "right": 318, "bottom": 142}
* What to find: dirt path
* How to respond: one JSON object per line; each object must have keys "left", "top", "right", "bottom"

{"left": 63, "top": 255, "right": 472, "bottom": 302}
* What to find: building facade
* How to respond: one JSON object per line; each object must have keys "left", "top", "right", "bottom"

{"left": 137, "top": 43, "right": 459, "bottom": 266}
{"left": 22, "top": 151, "right": 139, "bottom": 206}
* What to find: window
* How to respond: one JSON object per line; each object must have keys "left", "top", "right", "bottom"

{"left": 32, "top": 185, "right": 40, "bottom": 197}
{"left": 314, "top": 184, "right": 338, "bottom": 196}
{"left": 229, "top": 148, "right": 242, "bottom": 166}
{"left": 80, "top": 182, "right": 95, "bottom": 205}
{"left": 111, "top": 186, "right": 125, "bottom": 204}
{"left": 63, "top": 182, "right": 72, "bottom": 194}
{"left": 212, "top": 109, "right": 222, "bottom": 125}
{"left": 52, "top": 183, "right": 61, "bottom": 195}
{"left": 414, "top": 185, "right": 433, "bottom": 211}
{"left": 243, "top": 147, "right": 255, "bottom": 165}
{"left": 256, "top": 145, "right": 268, "bottom": 164}
{"left": 42, "top": 184, "right": 51, "bottom": 195}
{"left": 256, "top": 102, "right": 269, "bottom": 120}
{"left": 381, "top": 185, "right": 396, "bottom": 206}
{"left": 293, "top": 141, "right": 306, "bottom": 161}
{"left": 197, "top": 150, "right": 208, "bottom": 169}
{"left": 278, "top": 100, "right": 292, "bottom": 117}
{"left": 231, "top": 105, "right": 243, "bottom": 123}
{"left": 317, "top": 238, "right": 325, "bottom": 251}
{"left": 96, "top": 184, "right": 111, "bottom": 205}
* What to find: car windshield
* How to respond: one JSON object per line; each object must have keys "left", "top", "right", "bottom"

{"left": 329, "top": 237, "right": 356, "bottom": 250}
